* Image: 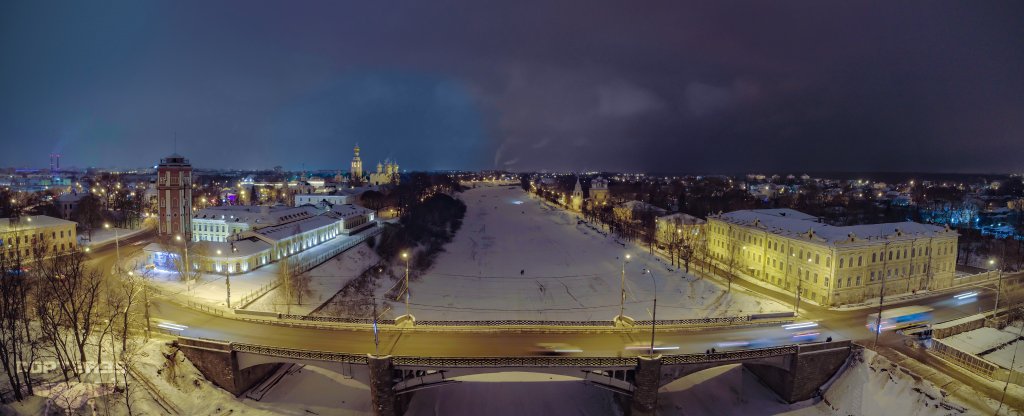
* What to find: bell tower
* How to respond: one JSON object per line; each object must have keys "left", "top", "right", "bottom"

{"left": 350, "top": 144, "right": 363, "bottom": 179}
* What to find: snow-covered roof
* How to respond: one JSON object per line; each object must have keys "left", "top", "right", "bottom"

{"left": 193, "top": 205, "right": 319, "bottom": 227}
{"left": 56, "top": 192, "right": 88, "bottom": 203}
{"left": 713, "top": 209, "right": 953, "bottom": 246}
{"left": 254, "top": 214, "right": 341, "bottom": 242}
{"left": 656, "top": 212, "right": 705, "bottom": 226}
{"left": 329, "top": 203, "right": 374, "bottom": 219}
{"left": 0, "top": 215, "right": 76, "bottom": 232}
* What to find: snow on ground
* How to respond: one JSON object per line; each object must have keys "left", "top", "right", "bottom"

{"left": 247, "top": 242, "right": 380, "bottom": 315}
{"left": 242, "top": 364, "right": 372, "bottom": 415}
{"left": 143, "top": 259, "right": 281, "bottom": 308}
{"left": 982, "top": 340, "right": 1024, "bottom": 373}
{"left": 943, "top": 327, "right": 1021, "bottom": 355}
{"left": 392, "top": 185, "right": 787, "bottom": 321}
{"left": 658, "top": 349, "right": 970, "bottom": 416}
{"left": 979, "top": 322, "right": 1024, "bottom": 372}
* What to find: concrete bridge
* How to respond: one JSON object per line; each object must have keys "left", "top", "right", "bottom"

{"left": 176, "top": 337, "right": 853, "bottom": 415}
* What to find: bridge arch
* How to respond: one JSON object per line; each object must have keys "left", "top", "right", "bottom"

{"left": 657, "top": 353, "right": 791, "bottom": 387}
{"left": 236, "top": 350, "right": 372, "bottom": 386}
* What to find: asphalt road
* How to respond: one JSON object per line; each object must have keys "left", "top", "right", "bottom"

{"left": 83, "top": 235, "right": 1015, "bottom": 359}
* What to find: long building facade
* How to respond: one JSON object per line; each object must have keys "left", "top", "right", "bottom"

{"left": 707, "top": 209, "right": 959, "bottom": 307}
{"left": 1, "top": 215, "right": 78, "bottom": 260}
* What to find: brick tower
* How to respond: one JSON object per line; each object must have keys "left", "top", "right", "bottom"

{"left": 157, "top": 153, "right": 193, "bottom": 239}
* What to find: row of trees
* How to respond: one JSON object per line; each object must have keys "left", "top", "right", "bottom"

{"left": 0, "top": 238, "right": 148, "bottom": 412}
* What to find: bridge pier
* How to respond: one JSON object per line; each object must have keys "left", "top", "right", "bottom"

{"left": 176, "top": 338, "right": 280, "bottom": 397}
{"left": 368, "top": 355, "right": 399, "bottom": 416}
{"left": 631, "top": 355, "right": 662, "bottom": 415}
{"left": 744, "top": 341, "right": 852, "bottom": 402}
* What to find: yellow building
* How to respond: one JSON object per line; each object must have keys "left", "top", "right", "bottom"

{"left": 570, "top": 177, "right": 584, "bottom": 211}
{"left": 1, "top": 215, "right": 78, "bottom": 260}
{"left": 368, "top": 159, "right": 400, "bottom": 186}
{"left": 707, "top": 209, "right": 958, "bottom": 307}
{"left": 589, "top": 177, "right": 610, "bottom": 207}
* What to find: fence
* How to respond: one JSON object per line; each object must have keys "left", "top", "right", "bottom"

{"left": 931, "top": 315, "right": 986, "bottom": 339}
{"left": 931, "top": 338, "right": 1000, "bottom": 379}
{"left": 236, "top": 279, "right": 281, "bottom": 309}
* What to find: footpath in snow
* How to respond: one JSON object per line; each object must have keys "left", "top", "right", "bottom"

{"left": 394, "top": 185, "right": 787, "bottom": 321}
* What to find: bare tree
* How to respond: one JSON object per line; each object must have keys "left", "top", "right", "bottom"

{"left": 34, "top": 246, "right": 104, "bottom": 379}
{"left": 275, "top": 257, "right": 312, "bottom": 314}
{"left": 724, "top": 240, "right": 741, "bottom": 292}
{"left": 678, "top": 229, "right": 701, "bottom": 274}
{"left": 171, "top": 241, "right": 206, "bottom": 284}
{"left": 0, "top": 239, "right": 33, "bottom": 400}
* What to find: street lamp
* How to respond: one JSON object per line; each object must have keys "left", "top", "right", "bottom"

{"left": 402, "top": 252, "right": 411, "bottom": 318}
{"left": 642, "top": 268, "right": 658, "bottom": 355}
{"left": 225, "top": 244, "right": 237, "bottom": 308}
{"left": 619, "top": 253, "right": 631, "bottom": 319}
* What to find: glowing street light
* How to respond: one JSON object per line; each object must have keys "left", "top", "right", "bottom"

{"left": 619, "top": 253, "right": 631, "bottom": 319}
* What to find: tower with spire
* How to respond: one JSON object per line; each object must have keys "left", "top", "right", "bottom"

{"left": 571, "top": 176, "right": 585, "bottom": 211}
{"left": 350, "top": 144, "right": 363, "bottom": 180}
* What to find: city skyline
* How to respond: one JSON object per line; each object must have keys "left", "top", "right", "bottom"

{"left": 1, "top": 1, "right": 1023, "bottom": 173}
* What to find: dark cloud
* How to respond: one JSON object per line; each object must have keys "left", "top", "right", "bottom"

{"left": 0, "top": 0, "right": 1022, "bottom": 173}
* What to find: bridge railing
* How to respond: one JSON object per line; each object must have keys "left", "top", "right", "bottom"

{"left": 661, "top": 345, "right": 797, "bottom": 365}
{"left": 233, "top": 342, "right": 369, "bottom": 365}
{"left": 225, "top": 340, "right": 847, "bottom": 368}
{"left": 391, "top": 356, "right": 636, "bottom": 368}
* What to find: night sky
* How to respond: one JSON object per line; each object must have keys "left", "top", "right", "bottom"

{"left": 1, "top": 1, "right": 1022, "bottom": 173}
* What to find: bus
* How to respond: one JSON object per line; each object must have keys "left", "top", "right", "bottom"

{"left": 866, "top": 306, "right": 934, "bottom": 333}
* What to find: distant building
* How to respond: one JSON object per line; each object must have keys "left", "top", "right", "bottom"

{"left": 589, "top": 177, "right": 610, "bottom": 207}
{"left": 368, "top": 159, "right": 400, "bottom": 186}
{"left": 191, "top": 205, "right": 320, "bottom": 242}
{"left": 148, "top": 203, "right": 376, "bottom": 275}
{"left": 614, "top": 200, "right": 667, "bottom": 223}
{"left": 707, "top": 208, "right": 959, "bottom": 307}
{"left": 655, "top": 213, "right": 705, "bottom": 248}
{"left": 157, "top": 154, "right": 193, "bottom": 239}
{"left": 56, "top": 191, "right": 88, "bottom": 220}
{"left": 570, "top": 177, "right": 584, "bottom": 211}
{"left": 1, "top": 215, "right": 77, "bottom": 259}
{"left": 350, "top": 144, "right": 364, "bottom": 180}
{"left": 293, "top": 187, "right": 372, "bottom": 207}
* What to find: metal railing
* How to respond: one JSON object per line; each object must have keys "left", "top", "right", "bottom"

{"left": 236, "top": 279, "right": 281, "bottom": 309}
{"left": 931, "top": 338, "right": 999, "bottom": 379}
{"left": 233, "top": 342, "right": 368, "bottom": 365}
{"left": 661, "top": 345, "right": 797, "bottom": 365}
{"left": 225, "top": 340, "right": 826, "bottom": 369}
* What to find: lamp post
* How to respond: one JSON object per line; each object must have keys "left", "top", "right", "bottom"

{"left": 991, "top": 258, "right": 1003, "bottom": 318}
{"left": 619, "top": 253, "right": 631, "bottom": 319}
{"left": 402, "top": 252, "right": 410, "bottom": 317}
{"left": 642, "top": 268, "right": 658, "bottom": 355}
